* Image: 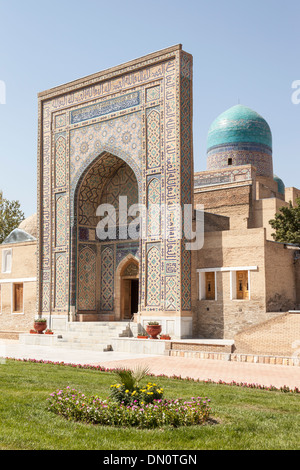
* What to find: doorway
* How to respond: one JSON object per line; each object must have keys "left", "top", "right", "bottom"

{"left": 120, "top": 261, "right": 139, "bottom": 319}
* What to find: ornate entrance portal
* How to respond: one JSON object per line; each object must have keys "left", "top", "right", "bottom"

{"left": 37, "top": 45, "right": 194, "bottom": 338}
{"left": 75, "top": 153, "right": 140, "bottom": 321}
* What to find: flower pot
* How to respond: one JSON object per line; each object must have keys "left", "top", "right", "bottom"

{"left": 160, "top": 335, "right": 171, "bottom": 340}
{"left": 34, "top": 322, "right": 47, "bottom": 334}
{"left": 146, "top": 324, "right": 162, "bottom": 340}
{"left": 137, "top": 335, "right": 148, "bottom": 339}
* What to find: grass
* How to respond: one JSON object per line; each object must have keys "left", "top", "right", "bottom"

{"left": 0, "top": 359, "right": 299, "bottom": 450}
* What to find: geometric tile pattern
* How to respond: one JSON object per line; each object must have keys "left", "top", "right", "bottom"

{"left": 146, "top": 244, "right": 161, "bottom": 307}
{"left": 55, "top": 194, "right": 67, "bottom": 247}
{"left": 101, "top": 163, "right": 138, "bottom": 228}
{"left": 55, "top": 253, "right": 67, "bottom": 309}
{"left": 55, "top": 114, "right": 66, "bottom": 129}
{"left": 147, "top": 177, "right": 161, "bottom": 239}
{"left": 55, "top": 134, "right": 67, "bottom": 188}
{"left": 77, "top": 153, "right": 125, "bottom": 227}
{"left": 165, "top": 275, "right": 178, "bottom": 310}
{"left": 78, "top": 245, "right": 96, "bottom": 311}
{"left": 180, "top": 53, "right": 193, "bottom": 311}
{"left": 146, "top": 86, "right": 160, "bottom": 102}
{"left": 70, "top": 112, "right": 142, "bottom": 185}
{"left": 146, "top": 109, "right": 161, "bottom": 169}
{"left": 100, "top": 246, "right": 114, "bottom": 311}
{"left": 41, "top": 281, "right": 50, "bottom": 313}
{"left": 181, "top": 240, "right": 191, "bottom": 311}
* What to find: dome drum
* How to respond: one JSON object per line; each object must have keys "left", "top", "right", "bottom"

{"left": 207, "top": 144, "right": 273, "bottom": 178}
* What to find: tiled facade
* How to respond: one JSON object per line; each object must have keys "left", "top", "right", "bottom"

{"left": 37, "top": 45, "right": 194, "bottom": 337}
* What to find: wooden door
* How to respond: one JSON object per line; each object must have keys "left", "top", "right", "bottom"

{"left": 13, "top": 283, "right": 23, "bottom": 312}
{"left": 205, "top": 272, "right": 215, "bottom": 300}
{"left": 236, "top": 271, "right": 249, "bottom": 300}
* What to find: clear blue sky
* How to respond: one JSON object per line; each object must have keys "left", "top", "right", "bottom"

{"left": 0, "top": 0, "right": 299, "bottom": 217}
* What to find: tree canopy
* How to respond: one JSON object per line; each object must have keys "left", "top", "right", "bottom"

{"left": 0, "top": 191, "right": 25, "bottom": 244}
{"left": 269, "top": 198, "right": 300, "bottom": 245}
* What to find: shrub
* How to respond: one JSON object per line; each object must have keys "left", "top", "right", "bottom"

{"left": 109, "top": 367, "right": 164, "bottom": 405}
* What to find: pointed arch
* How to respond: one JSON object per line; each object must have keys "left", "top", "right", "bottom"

{"left": 115, "top": 253, "right": 139, "bottom": 320}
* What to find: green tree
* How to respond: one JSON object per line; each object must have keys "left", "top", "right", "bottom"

{"left": 269, "top": 198, "right": 300, "bottom": 245}
{"left": 0, "top": 191, "right": 25, "bottom": 244}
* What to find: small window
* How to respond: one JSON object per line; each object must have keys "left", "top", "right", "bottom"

{"left": 199, "top": 271, "right": 217, "bottom": 300}
{"left": 13, "top": 283, "right": 23, "bottom": 313}
{"left": 236, "top": 271, "right": 249, "bottom": 300}
{"left": 228, "top": 158, "right": 233, "bottom": 166}
{"left": 205, "top": 272, "right": 215, "bottom": 300}
{"left": 2, "top": 249, "right": 12, "bottom": 274}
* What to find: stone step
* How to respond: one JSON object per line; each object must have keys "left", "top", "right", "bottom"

{"left": 56, "top": 337, "right": 113, "bottom": 351}
{"left": 49, "top": 321, "right": 135, "bottom": 351}
{"left": 55, "top": 330, "right": 130, "bottom": 339}
{"left": 67, "top": 321, "right": 131, "bottom": 331}
{"left": 56, "top": 334, "right": 117, "bottom": 344}
{"left": 54, "top": 321, "right": 133, "bottom": 339}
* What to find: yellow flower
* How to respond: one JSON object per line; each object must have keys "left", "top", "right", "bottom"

{"left": 125, "top": 390, "right": 129, "bottom": 393}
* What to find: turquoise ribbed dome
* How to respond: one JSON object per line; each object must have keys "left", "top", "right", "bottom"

{"left": 207, "top": 105, "right": 272, "bottom": 151}
{"left": 274, "top": 174, "right": 285, "bottom": 195}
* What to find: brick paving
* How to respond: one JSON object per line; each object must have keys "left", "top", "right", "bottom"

{"left": 2, "top": 339, "right": 299, "bottom": 390}
{"left": 101, "top": 355, "right": 300, "bottom": 389}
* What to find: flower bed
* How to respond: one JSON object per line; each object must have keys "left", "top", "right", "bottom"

{"left": 47, "top": 387, "right": 211, "bottom": 428}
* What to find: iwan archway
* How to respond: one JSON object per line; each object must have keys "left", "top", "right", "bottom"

{"left": 37, "top": 45, "right": 194, "bottom": 338}
{"left": 73, "top": 152, "right": 140, "bottom": 321}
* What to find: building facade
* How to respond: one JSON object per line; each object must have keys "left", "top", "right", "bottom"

{"left": 37, "top": 45, "right": 194, "bottom": 338}
{"left": 0, "top": 215, "right": 37, "bottom": 336}
{"left": 193, "top": 104, "right": 300, "bottom": 339}
{"left": 1, "top": 46, "right": 299, "bottom": 348}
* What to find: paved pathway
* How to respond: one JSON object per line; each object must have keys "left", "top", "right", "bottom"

{"left": 1, "top": 339, "right": 300, "bottom": 389}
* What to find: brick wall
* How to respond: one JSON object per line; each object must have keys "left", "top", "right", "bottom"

{"left": 194, "top": 184, "right": 253, "bottom": 229}
{"left": 0, "top": 241, "right": 37, "bottom": 335}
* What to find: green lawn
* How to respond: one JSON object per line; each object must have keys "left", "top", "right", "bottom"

{"left": 0, "top": 359, "right": 299, "bottom": 450}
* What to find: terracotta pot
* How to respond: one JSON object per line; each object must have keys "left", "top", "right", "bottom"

{"left": 34, "top": 322, "right": 47, "bottom": 334}
{"left": 146, "top": 324, "right": 162, "bottom": 340}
